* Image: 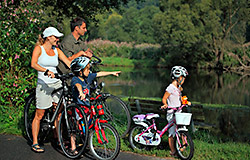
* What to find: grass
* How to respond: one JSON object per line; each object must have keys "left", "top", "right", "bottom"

{"left": 101, "top": 57, "right": 135, "bottom": 67}
{"left": 192, "top": 139, "right": 250, "bottom": 160}
{"left": 118, "top": 130, "right": 250, "bottom": 160}
{"left": 100, "top": 57, "right": 159, "bottom": 68}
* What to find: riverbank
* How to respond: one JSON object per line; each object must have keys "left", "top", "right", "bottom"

{"left": 100, "top": 57, "right": 163, "bottom": 68}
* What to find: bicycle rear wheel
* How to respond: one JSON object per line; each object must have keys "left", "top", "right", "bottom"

{"left": 175, "top": 131, "right": 194, "bottom": 160}
{"left": 102, "top": 94, "right": 131, "bottom": 138}
{"left": 58, "top": 104, "right": 88, "bottom": 159}
{"left": 24, "top": 93, "right": 50, "bottom": 143}
{"left": 129, "top": 125, "right": 147, "bottom": 150}
{"left": 24, "top": 93, "right": 36, "bottom": 143}
{"left": 89, "top": 123, "right": 120, "bottom": 160}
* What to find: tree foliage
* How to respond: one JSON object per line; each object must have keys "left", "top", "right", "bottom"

{"left": 40, "top": 0, "right": 142, "bottom": 22}
{"left": 88, "top": 3, "right": 160, "bottom": 44}
{"left": 154, "top": 0, "right": 250, "bottom": 68}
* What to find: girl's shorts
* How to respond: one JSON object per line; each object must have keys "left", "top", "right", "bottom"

{"left": 166, "top": 109, "right": 181, "bottom": 137}
{"left": 36, "top": 80, "right": 62, "bottom": 109}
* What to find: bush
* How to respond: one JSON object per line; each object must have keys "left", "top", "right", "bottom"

{"left": 0, "top": 0, "right": 46, "bottom": 134}
{"left": 87, "top": 39, "right": 161, "bottom": 60}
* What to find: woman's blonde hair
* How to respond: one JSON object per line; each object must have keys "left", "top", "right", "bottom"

{"left": 35, "top": 34, "right": 46, "bottom": 46}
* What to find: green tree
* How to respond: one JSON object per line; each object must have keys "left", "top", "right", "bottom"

{"left": 104, "top": 11, "right": 130, "bottom": 42}
{"left": 154, "top": 0, "right": 250, "bottom": 68}
{"left": 40, "top": 0, "right": 142, "bottom": 22}
{"left": 154, "top": 0, "right": 211, "bottom": 66}
{"left": 137, "top": 6, "right": 160, "bottom": 43}
{"left": 121, "top": 7, "right": 141, "bottom": 42}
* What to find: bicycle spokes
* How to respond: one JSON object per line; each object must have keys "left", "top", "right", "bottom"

{"left": 175, "top": 131, "right": 194, "bottom": 160}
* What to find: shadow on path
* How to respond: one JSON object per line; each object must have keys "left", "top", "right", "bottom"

{"left": 0, "top": 134, "right": 173, "bottom": 160}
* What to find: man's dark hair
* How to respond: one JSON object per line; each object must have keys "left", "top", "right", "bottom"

{"left": 70, "top": 17, "right": 86, "bottom": 32}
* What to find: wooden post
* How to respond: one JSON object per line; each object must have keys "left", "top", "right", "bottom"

{"left": 187, "top": 106, "right": 196, "bottom": 133}
{"left": 135, "top": 100, "right": 141, "bottom": 114}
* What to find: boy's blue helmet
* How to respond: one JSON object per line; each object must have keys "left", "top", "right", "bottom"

{"left": 70, "top": 57, "right": 90, "bottom": 73}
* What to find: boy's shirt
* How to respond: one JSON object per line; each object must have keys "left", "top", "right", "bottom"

{"left": 71, "top": 73, "right": 97, "bottom": 106}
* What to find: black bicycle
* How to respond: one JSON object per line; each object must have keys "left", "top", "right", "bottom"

{"left": 24, "top": 73, "right": 88, "bottom": 159}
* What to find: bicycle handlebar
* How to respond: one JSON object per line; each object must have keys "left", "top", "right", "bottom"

{"left": 54, "top": 73, "right": 74, "bottom": 80}
{"left": 159, "top": 104, "right": 191, "bottom": 111}
{"left": 44, "top": 71, "right": 74, "bottom": 80}
{"left": 90, "top": 54, "right": 102, "bottom": 65}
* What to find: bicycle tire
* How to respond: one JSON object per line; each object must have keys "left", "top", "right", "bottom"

{"left": 58, "top": 104, "right": 88, "bottom": 159}
{"left": 128, "top": 125, "right": 147, "bottom": 150}
{"left": 175, "top": 131, "right": 194, "bottom": 160}
{"left": 24, "top": 93, "right": 53, "bottom": 144}
{"left": 102, "top": 95, "right": 131, "bottom": 138}
{"left": 89, "top": 123, "right": 120, "bottom": 160}
{"left": 24, "top": 93, "right": 36, "bottom": 143}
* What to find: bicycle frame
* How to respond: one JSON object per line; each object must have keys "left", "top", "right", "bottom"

{"left": 134, "top": 105, "right": 189, "bottom": 147}
{"left": 79, "top": 94, "right": 109, "bottom": 145}
{"left": 40, "top": 74, "right": 74, "bottom": 137}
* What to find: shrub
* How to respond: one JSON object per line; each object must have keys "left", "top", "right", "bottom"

{"left": 0, "top": 0, "right": 45, "bottom": 133}
{"left": 87, "top": 39, "right": 161, "bottom": 60}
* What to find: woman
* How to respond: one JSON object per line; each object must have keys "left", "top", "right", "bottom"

{"left": 30, "top": 27, "right": 71, "bottom": 153}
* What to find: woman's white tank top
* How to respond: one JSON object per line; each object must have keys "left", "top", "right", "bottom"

{"left": 37, "top": 46, "right": 59, "bottom": 84}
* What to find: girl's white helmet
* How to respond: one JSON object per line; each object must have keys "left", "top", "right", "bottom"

{"left": 170, "top": 66, "right": 188, "bottom": 79}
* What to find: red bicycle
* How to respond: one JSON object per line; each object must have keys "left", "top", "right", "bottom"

{"left": 76, "top": 93, "right": 121, "bottom": 160}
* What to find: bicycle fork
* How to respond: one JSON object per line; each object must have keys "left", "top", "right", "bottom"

{"left": 175, "top": 131, "right": 188, "bottom": 149}
{"left": 94, "top": 119, "right": 108, "bottom": 144}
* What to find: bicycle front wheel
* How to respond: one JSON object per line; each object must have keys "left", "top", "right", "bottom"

{"left": 175, "top": 131, "right": 194, "bottom": 160}
{"left": 89, "top": 123, "right": 120, "bottom": 160}
{"left": 102, "top": 94, "right": 131, "bottom": 138}
{"left": 58, "top": 104, "right": 88, "bottom": 159}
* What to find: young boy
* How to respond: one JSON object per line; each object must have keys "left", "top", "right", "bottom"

{"left": 70, "top": 57, "right": 121, "bottom": 106}
{"left": 69, "top": 56, "right": 121, "bottom": 153}
{"left": 161, "top": 66, "right": 191, "bottom": 157}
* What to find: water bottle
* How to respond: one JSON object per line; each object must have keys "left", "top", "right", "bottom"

{"left": 97, "top": 104, "right": 104, "bottom": 115}
{"left": 91, "top": 105, "right": 96, "bottom": 115}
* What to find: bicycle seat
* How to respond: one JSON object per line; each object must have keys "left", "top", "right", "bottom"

{"left": 132, "top": 114, "right": 147, "bottom": 124}
{"left": 145, "top": 113, "right": 160, "bottom": 120}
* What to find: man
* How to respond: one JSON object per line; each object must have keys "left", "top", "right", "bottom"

{"left": 57, "top": 17, "right": 93, "bottom": 75}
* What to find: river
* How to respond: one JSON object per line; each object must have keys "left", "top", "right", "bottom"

{"left": 97, "top": 66, "right": 250, "bottom": 142}
{"left": 98, "top": 66, "right": 250, "bottom": 107}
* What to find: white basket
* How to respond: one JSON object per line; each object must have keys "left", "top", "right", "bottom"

{"left": 175, "top": 112, "right": 192, "bottom": 125}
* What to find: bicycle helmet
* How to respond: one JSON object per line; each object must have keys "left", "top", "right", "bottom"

{"left": 70, "top": 57, "right": 90, "bottom": 73}
{"left": 170, "top": 66, "right": 188, "bottom": 79}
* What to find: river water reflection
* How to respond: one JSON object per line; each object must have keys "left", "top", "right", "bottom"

{"left": 97, "top": 66, "right": 250, "bottom": 142}
{"left": 98, "top": 66, "right": 250, "bottom": 107}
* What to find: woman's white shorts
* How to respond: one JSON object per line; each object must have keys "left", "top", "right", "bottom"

{"left": 35, "top": 80, "right": 62, "bottom": 109}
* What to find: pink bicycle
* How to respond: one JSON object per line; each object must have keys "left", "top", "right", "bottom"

{"left": 129, "top": 104, "right": 194, "bottom": 160}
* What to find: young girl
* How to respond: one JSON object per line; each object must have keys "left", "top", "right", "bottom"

{"left": 161, "top": 66, "right": 191, "bottom": 157}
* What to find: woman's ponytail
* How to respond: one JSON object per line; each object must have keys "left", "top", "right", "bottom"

{"left": 35, "top": 34, "right": 45, "bottom": 46}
